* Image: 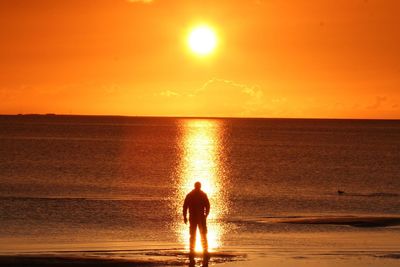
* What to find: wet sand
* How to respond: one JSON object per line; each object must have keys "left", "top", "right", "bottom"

{"left": 0, "top": 250, "right": 245, "bottom": 267}
{"left": 222, "top": 255, "right": 400, "bottom": 267}
{"left": 0, "top": 255, "right": 156, "bottom": 267}
{"left": 1, "top": 216, "right": 399, "bottom": 266}
{"left": 1, "top": 251, "right": 400, "bottom": 267}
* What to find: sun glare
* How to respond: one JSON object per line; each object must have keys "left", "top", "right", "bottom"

{"left": 176, "top": 119, "right": 227, "bottom": 253}
{"left": 188, "top": 26, "right": 217, "bottom": 56}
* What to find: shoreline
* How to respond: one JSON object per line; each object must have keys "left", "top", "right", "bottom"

{"left": 0, "top": 250, "right": 247, "bottom": 267}
{"left": 1, "top": 249, "right": 400, "bottom": 267}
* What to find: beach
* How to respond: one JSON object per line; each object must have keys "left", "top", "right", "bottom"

{"left": 1, "top": 229, "right": 400, "bottom": 267}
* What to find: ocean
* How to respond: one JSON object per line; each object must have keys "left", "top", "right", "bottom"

{"left": 0, "top": 115, "right": 399, "bottom": 265}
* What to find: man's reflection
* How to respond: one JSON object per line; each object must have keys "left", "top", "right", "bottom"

{"left": 189, "top": 252, "right": 210, "bottom": 267}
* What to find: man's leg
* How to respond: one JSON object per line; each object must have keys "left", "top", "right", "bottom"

{"left": 189, "top": 220, "right": 197, "bottom": 252}
{"left": 198, "top": 217, "right": 208, "bottom": 252}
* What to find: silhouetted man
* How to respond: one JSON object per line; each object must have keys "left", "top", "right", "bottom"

{"left": 183, "top": 181, "right": 210, "bottom": 254}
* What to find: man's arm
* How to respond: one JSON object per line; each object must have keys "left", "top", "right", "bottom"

{"left": 183, "top": 195, "right": 189, "bottom": 224}
{"left": 205, "top": 194, "right": 210, "bottom": 217}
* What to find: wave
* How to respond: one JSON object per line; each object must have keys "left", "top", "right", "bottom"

{"left": 336, "top": 191, "right": 399, "bottom": 197}
{"left": 376, "top": 253, "right": 400, "bottom": 259}
{"left": 236, "top": 215, "right": 400, "bottom": 228}
{"left": 0, "top": 195, "right": 167, "bottom": 202}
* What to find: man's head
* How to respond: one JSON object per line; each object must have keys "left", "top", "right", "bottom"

{"left": 194, "top": 181, "right": 201, "bottom": 190}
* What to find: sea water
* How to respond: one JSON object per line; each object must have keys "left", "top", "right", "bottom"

{"left": 0, "top": 115, "right": 399, "bottom": 260}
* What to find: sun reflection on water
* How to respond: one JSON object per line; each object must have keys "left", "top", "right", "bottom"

{"left": 176, "top": 119, "right": 227, "bottom": 252}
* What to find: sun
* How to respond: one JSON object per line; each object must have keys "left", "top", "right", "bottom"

{"left": 188, "top": 26, "right": 217, "bottom": 56}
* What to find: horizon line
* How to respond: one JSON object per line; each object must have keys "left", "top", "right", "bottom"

{"left": 0, "top": 113, "right": 399, "bottom": 121}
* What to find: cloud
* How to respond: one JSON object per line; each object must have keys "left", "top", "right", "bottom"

{"left": 197, "top": 78, "right": 264, "bottom": 116}
{"left": 157, "top": 78, "right": 264, "bottom": 117}
{"left": 197, "top": 78, "right": 262, "bottom": 97}
{"left": 158, "top": 90, "right": 180, "bottom": 97}
{"left": 367, "top": 96, "right": 387, "bottom": 110}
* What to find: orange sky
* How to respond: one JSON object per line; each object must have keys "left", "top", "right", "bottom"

{"left": 1, "top": 0, "right": 399, "bottom": 118}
